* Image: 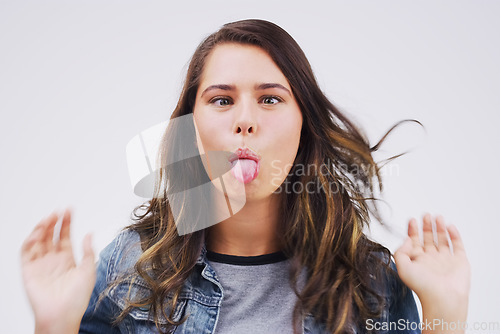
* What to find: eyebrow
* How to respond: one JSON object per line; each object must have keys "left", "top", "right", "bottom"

{"left": 200, "top": 83, "right": 292, "bottom": 98}
{"left": 256, "top": 83, "right": 291, "bottom": 96}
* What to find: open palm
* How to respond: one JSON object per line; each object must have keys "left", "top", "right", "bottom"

{"left": 21, "top": 209, "right": 96, "bottom": 333}
{"left": 394, "top": 213, "right": 470, "bottom": 319}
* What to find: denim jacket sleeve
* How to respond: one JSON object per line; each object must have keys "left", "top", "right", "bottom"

{"left": 385, "top": 260, "right": 421, "bottom": 333}
{"left": 79, "top": 229, "right": 184, "bottom": 333}
{"left": 362, "top": 255, "right": 421, "bottom": 334}
{"left": 79, "top": 231, "right": 124, "bottom": 333}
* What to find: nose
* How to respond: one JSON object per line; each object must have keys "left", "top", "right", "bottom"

{"left": 233, "top": 98, "right": 257, "bottom": 135}
{"left": 234, "top": 121, "right": 255, "bottom": 135}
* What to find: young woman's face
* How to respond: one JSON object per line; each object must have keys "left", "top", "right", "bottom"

{"left": 193, "top": 43, "right": 303, "bottom": 202}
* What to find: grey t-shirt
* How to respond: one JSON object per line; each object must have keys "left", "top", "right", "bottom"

{"left": 206, "top": 249, "right": 307, "bottom": 334}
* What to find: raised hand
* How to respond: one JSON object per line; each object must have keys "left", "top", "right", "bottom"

{"left": 20, "top": 208, "right": 96, "bottom": 334}
{"left": 394, "top": 213, "right": 471, "bottom": 333}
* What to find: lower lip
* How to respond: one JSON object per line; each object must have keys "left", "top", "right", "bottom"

{"left": 230, "top": 158, "right": 260, "bottom": 184}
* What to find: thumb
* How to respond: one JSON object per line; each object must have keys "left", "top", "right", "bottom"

{"left": 394, "top": 237, "right": 412, "bottom": 270}
{"left": 80, "top": 233, "right": 96, "bottom": 275}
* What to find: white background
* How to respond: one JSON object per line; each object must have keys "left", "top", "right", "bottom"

{"left": 1, "top": 0, "right": 499, "bottom": 331}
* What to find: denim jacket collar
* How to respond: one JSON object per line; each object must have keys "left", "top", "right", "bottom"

{"left": 196, "top": 242, "right": 208, "bottom": 266}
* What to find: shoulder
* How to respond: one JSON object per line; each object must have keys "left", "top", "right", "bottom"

{"left": 97, "top": 228, "right": 144, "bottom": 283}
{"left": 95, "top": 229, "right": 155, "bottom": 314}
{"left": 360, "top": 250, "right": 421, "bottom": 332}
{"left": 371, "top": 250, "right": 421, "bottom": 329}
{"left": 365, "top": 249, "right": 412, "bottom": 298}
{"left": 81, "top": 229, "right": 146, "bottom": 331}
{"left": 95, "top": 229, "right": 189, "bottom": 325}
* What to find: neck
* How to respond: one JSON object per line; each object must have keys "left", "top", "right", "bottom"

{"left": 205, "top": 193, "right": 282, "bottom": 256}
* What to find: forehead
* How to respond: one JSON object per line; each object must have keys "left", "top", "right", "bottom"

{"left": 199, "top": 43, "right": 290, "bottom": 88}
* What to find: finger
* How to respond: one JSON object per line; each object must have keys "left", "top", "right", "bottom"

{"left": 447, "top": 224, "right": 466, "bottom": 255}
{"left": 407, "top": 218, "right": 421, "bottom": 246}
{"left": 80, "top": 233, "right": 96, "bottom": 278}
{"left": 39, "top": 211, "right": 59, "bottom": 253}
{"left": 394, "top": 237, "right": 413, "bottom": 272}
{"left": 58, "top": 207, "right": 73, "bottom": 251}
{"left": 435, "top": 214, "right": 450, "bottom": 252}
{"left": 21, "top": 217, "right": 47, "bottom": 253}
{"left": 395, "top": 236, "right": 412, "bottom": 256}
{"left": 26, "top": 212, "right": 58, "bottom": 259}
{"left": 422, "top": 213, "right": 437, "bottom": 252}
{"left": 407, "top": 218, "right": 424, "bottom": 257}
{"left": 20, "top": 223, "right": 45, "bottom": 264}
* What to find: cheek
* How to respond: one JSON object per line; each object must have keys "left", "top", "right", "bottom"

{"left": 263, "top": 113, "right": 302, "bottom": 183}
{"left": 266, "top": 113, "right": 302, "bottom": 156}
{"left": 194, "top": 113, "right": 223, "bottom": 153}
{"left": 194, "top": 112, "right": 230, "bottom": 181}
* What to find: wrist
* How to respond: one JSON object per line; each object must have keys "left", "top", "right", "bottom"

{"left": 34, "top": 318, "right": 80, "bottom": 334}
{"left": 420, "top": 293, "right": 469, "bottom": 321}
{"left": 421, "top": 296, "right": 469, "bottom": 334}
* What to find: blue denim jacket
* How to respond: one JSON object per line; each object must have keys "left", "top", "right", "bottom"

{"left": 79, "top": 229, "right": 421, "bottom": 333}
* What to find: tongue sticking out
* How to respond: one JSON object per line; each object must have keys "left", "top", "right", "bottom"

{"left": 231, "top": 159, "right": 259, "bottom": 184}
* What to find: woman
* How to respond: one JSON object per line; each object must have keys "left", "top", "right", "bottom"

{"left": 21, "top": 19, "right": 470, "bottom": 334}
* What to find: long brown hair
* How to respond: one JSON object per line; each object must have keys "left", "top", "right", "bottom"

{"left": 111, "top": 19, "right": 420, "bottom": 333}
